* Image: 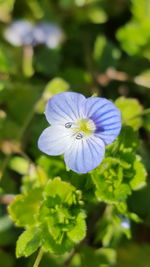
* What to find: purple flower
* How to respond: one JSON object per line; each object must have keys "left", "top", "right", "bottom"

{"left": 4, "top": 20, "right": 64, "bottom": 48}
{"left": 33, "top": 23, "right": 64, "bottom": 48}
{"left": 4, "top": 20, "right": 34, "bottom": 46}
{"left": 121, "top": 217, "right": 130, "bottom": 230}
{"left": 38, "top": 92, "right": 121, "bottom": 173}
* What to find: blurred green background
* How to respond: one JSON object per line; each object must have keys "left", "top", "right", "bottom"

{"left": 0, "top": 0, "right": 150, "bottom": 266}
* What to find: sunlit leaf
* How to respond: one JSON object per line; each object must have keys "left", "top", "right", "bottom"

{"left": 115, "top": 97, "right": 143, "bottom": 130}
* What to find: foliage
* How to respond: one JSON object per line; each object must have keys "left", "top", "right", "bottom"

{"left": 117, "top": 0, "right": 150, "bottom": 59}
{"left": 0, "top": 0, "right": 150, "bottom": 266}
{"left": 9, "top": 178, "right": 86, "bottom": 257}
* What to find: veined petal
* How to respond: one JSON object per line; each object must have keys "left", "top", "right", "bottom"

{"left": 84, "top": 97, "right": 112, "bottom": 118}
{"left": 85, "top": 97, "right": 121, "bottom": 145}
{"left": 38, "top": 125, "right": 73, "bottom": 156}
{"left": 45, "top": 92, "right": 86, "bottom": 125}
{"left": 64, "top": 136, "right": 105, "bottom": 173}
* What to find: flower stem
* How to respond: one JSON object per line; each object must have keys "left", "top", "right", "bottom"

{"left": 33, "top": 248, "right": 44, "bottom": 267}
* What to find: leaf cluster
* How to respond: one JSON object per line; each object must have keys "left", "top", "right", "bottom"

{"left": 8, "top": 177, "right": 86, "bottom": 257}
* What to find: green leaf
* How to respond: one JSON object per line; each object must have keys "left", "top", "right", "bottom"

{"left": 0, "top": 0, "right": 15, "bottom": 22}
{"left": 67, "top": 211, "right": 86, "bottom": 243}
{"left": 116, "top": 126, "right": 139, "bottom": 152}
{"left": 115, "top": 97, "right": 143, "bottom": 130}
{"left": 44, "top": 177, "right": 80, "bottom": 204}
{"left": 16, "top": 228, "right": 41, "bottom": 258}
{"left": 8, "top": 188, "right": 43, "bottom": 227}
{"left": 9, "top": 177, "right": 86, "bottom": 256}
{"left": 91, "top": 126, "right": 146, "bottom": 204}
{"left": 87, "top": 8, "right": 108, "bottom": 24}
{"left": 38, "top": 178, "right": 86, "bottom": 253}
{"left": 9, "top": 156, "right": 29, "bottom": 175}
{"left": 116, "top": 0, "right": 150, "bottom": 59}
{"left": 130, "top": 157, "right": 147, "bottom": 190}
{"left": 131, "top": 0, "right": 150, "bottom": 22}
{"left": 93, "top": 35, "right": 121, "bottom": 71}
{"left": 44, "top": 77, "right": 70, "bottom": 96}
{"left": 91, "top": 157, "right": 132, "bottom": 203}
{"left": 37, "top": 155, "right": 66, "bottom": 179}
{"left": 41, "top": 225, "right": 74, "bottom": 254}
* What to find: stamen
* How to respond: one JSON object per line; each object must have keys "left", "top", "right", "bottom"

{"left": 65, "top": 122, "right": 72, "bottom": 128}
{"left": 76, "top": 132, "right": 84, "bottom": 140}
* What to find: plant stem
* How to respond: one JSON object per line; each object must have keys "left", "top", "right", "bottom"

{"left": 33, "top": 248, "right": 44, "bottom": 267}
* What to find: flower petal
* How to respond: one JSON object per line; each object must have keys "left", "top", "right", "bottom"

{"left": 45, "top": 92, "right": 86, "bottom": 125}
{"left": 38, "top": 125, "right": 73, "bottom": 155}
{"left": 84, "top": 97, "right": 121, "bottom": 145}
{"left": 64, "top": 136, "right": 105, "bottom": 173}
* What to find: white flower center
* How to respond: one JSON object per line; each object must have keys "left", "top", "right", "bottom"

{"left": 65, "top": 119, "right": 96, "bottom": 140}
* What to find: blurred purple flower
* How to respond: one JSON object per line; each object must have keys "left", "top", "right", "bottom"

{"left": 4, "top": 20, "right": 34, "bottom": 46}
{"left": 38, "top": 92, "right": 122, "bottom": 174}
{"left": 33, "top": 23, "right": 64, "bottom": 48}
{"left": 121, "top": 217, "right": 130, "bottom": 230}
{"left": 4, "top": 20, "right": 64, "bottom": 48}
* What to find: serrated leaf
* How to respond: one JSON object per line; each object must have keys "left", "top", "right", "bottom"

{"left": 44, "top": 177, "right": 79, "bottom": 205}
{"left": 91, "top": 126, "right": 146, "bottom": 204}
{"left": 130, "top": 157, "right": 147, "bottom": 190}
{"left": 67, "top": 211, "right": 86, "bottom": 243}
{"left": 38, "top": 178, "right": 86, "bottom": 253}
{"left": 8, "top": 188, "right": 43, "bottom": 227}
{"left": 41, "top": 225, "right": 74, "bottom": 254}
{"left": 16, "top": 228, "right": 41, "bottom": 258}
{"left": 91, "top": 158, "right": 131, "bottom": 203}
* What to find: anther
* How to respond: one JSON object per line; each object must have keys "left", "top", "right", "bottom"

{"left": 76, "top": 132, "right": 84, "bottom": 140}
{"left": 65, "top": 122, "right": 72, "bottom": 128}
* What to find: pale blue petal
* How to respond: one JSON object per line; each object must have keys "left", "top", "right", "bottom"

{"left": 45, "top": 92, "right": 86, "bottom": 125}
{"left": 85, "top": 97, "right": 121, "bottom": 145}
{"left": 84, "top": 97, "right": 111, "bottom": 118}
{"left": 38, "top": 125, "right": 73, "bottom": 156}
{"left": 64, "top": 136, "right": 105, "bottom": 173}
